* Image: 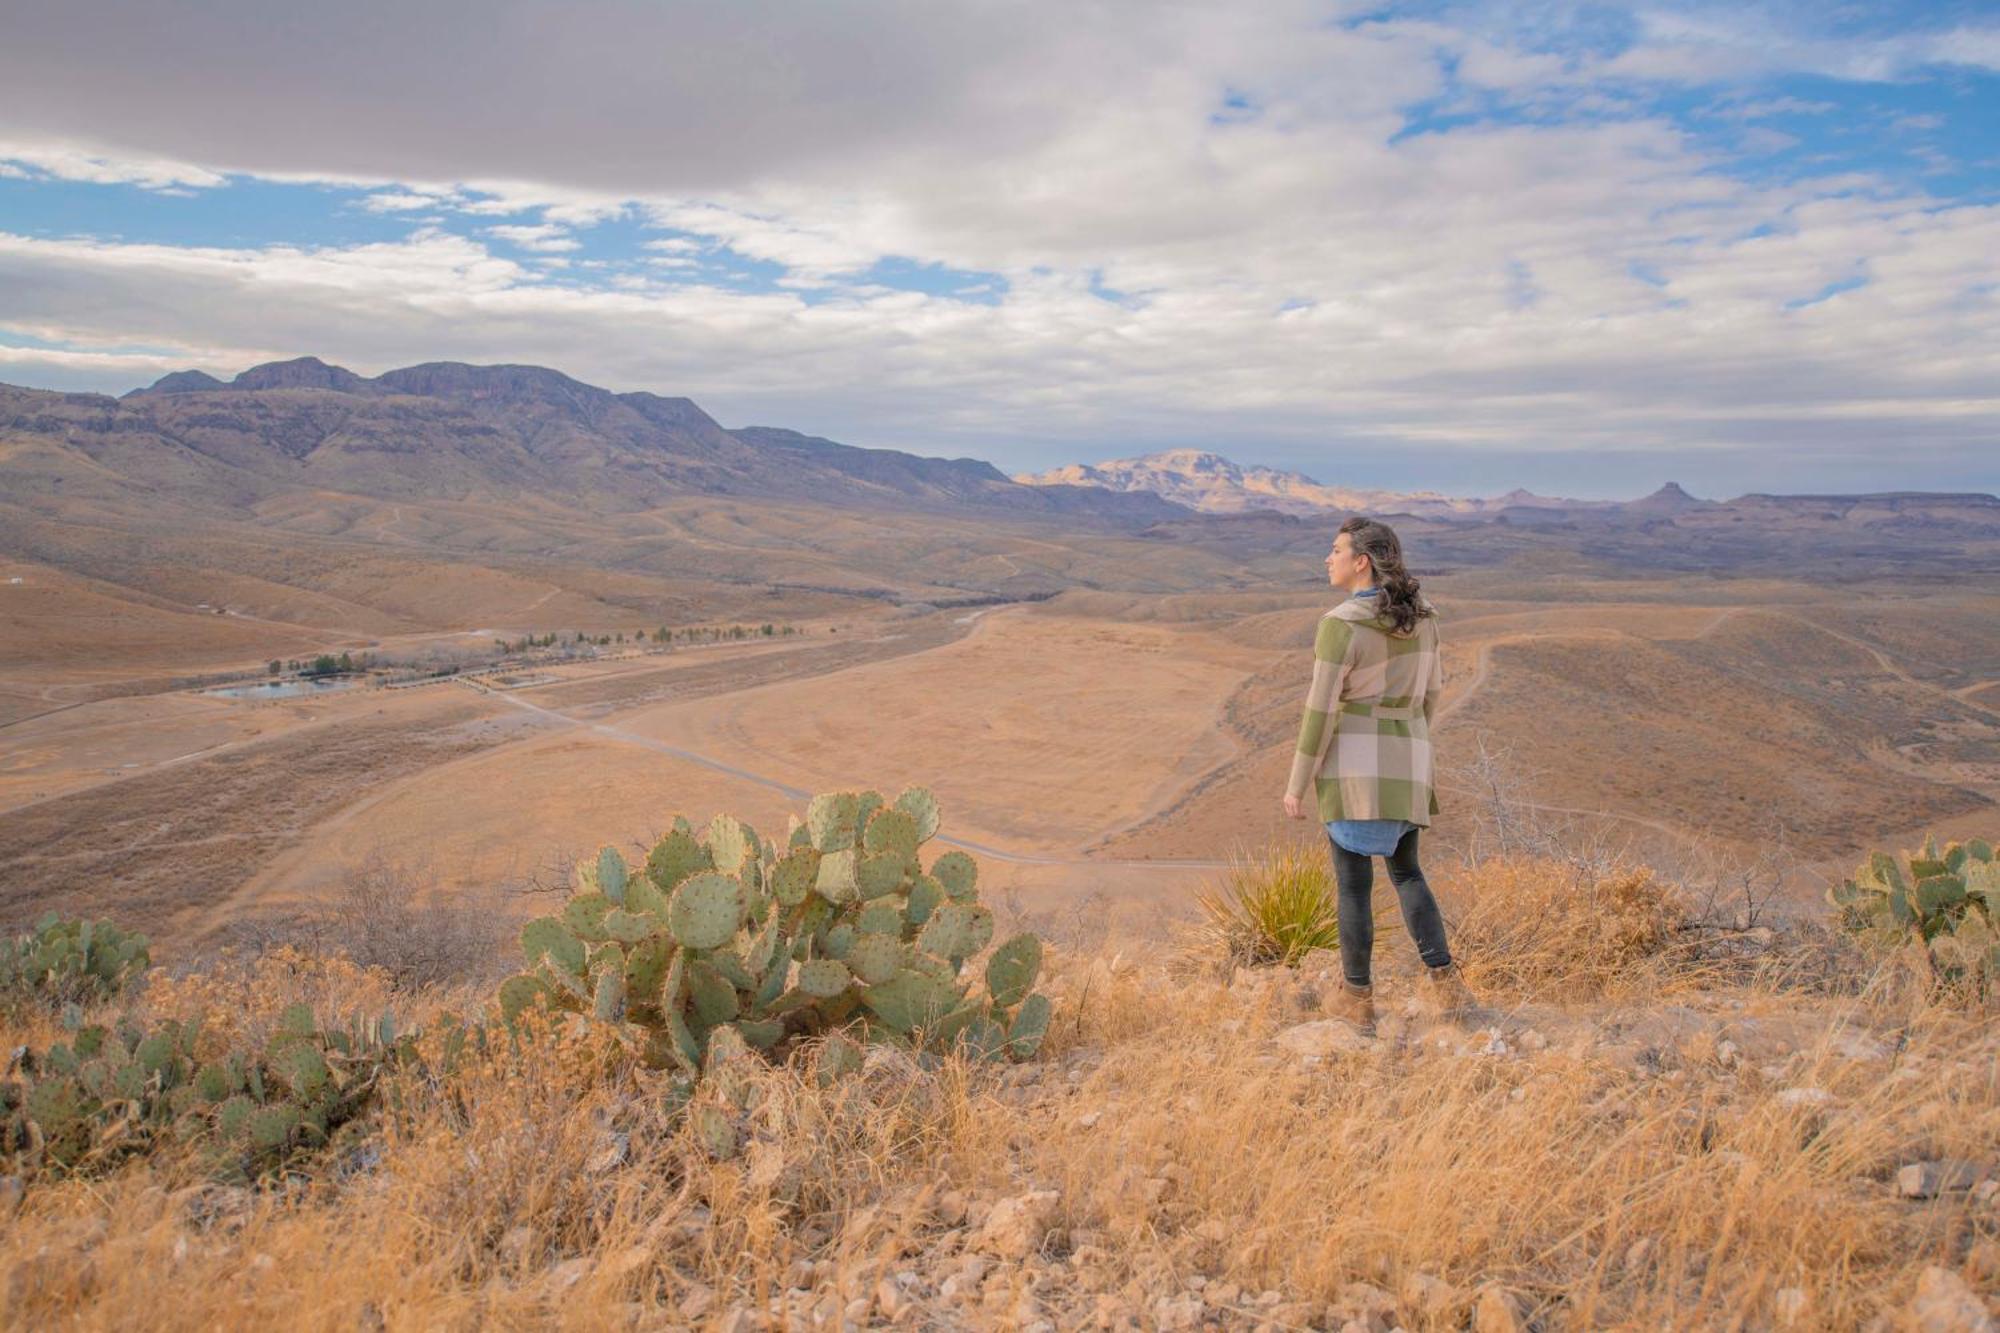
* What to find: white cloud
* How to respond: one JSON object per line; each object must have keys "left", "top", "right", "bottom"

{"left": 0, "top": 138, "right": 225, "bottom": 189}
{"left": 0, "top": 2, "right": 1993, "bottom": 491}
{"left": 359, "top": 190, "right": 445, "bottom": 212}
{"left": 484, "top": 223, "right": 581, "bottom": 253}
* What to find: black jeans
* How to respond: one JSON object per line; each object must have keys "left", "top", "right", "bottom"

{"left": 1328, "top": 826, "right": 1452, "bottom": 987}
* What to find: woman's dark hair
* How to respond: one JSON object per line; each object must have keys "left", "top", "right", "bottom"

{"left": 1339, "top": 516, "right": 1432, "bottom": 634}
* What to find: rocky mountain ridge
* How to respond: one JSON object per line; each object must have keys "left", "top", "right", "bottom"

{"left": 0, "top": 358, "right": 1187, "bottom": 525}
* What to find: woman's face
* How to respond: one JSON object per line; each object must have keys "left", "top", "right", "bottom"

{"left": 1325, "top": 532, "right": 1372, "bottom": 591}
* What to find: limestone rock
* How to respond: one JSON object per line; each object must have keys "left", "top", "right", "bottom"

{"left": 1472, "top": 1283, "right": 1527, "bottom": 1332}
{"left": 1401, "top": 1272, "right": 1460, "bottom": 1318}
{"left": 976, "top": 1189, "right": 1061, "bottom": 1259}
{"left": 1907, "top": 1265, "right": 1996, "bottom": 1332}
{"left": 1275, "top": 1018, "right": 1374, "bottom": 1059}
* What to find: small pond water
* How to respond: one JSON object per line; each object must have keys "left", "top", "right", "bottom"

{"left": 203, "top": 676, "right": 364, "bottom": 701}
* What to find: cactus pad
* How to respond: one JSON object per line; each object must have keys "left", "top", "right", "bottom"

{"left": 798, "top": 958, "right": 853, "bottom": 999}
{"left": 770, "top": 849, "right": 822, "bottom": 907}
{"left": 816, "top": 848, "right": 859, "bottom": 903}
{"left": 521, "top": 918, "right": 587, "bottom": 977}
{"left": 598, "top": 909, "right": 654, "bottom": 945}
{"left": 694, "top": 1105, "right": 738, "bottom": 1160}
{"left": 918, "top": 903, "right": 981, "bottom": 962}
{"left": 893, "top": 786, "right": 941, "bottom": 842}
{"left": 668, "top": 872, "right": 745, "bottom": 950}
{"left": 499, "top": 974, "right": 552, "bottom": 1025}
{"left": 687, "top": 961, "right": 741, "bottom": 1025}
{"left": 646, "top": 830, "right": 712, "bottom": 893}
{"left": 562, "top": 892, "right": 613, "bottom": 942}
{"left": 807, "top": 792, "right": 860, "bottom": 852}
{"left": 905, "top": 875, "right": 943, "bottom": 927}
{"left": 735, "top": 1018, "right": 785, "bottom": 1050}
{"left": 821, "top": 922, "right": 857, "bottom": 960}
{"left": 848, "top": 934, "right": 904, "bottom": 986}
{"left": 860, "top": 968, "right": 959, "bottom": 1034}
{"left": 930, "top": 850, "right": 978, "bottom": 900}
{"left": 708, "top": 813, "right": 758, "bottom": 873}
{"left": 863, "top": 807, "right": 920, "bottom": 862}
{"left": 1005, "top": 993, "right": 1052, "bottom": 1060}
{"left": 595, "top": 846, "right": 630, "bottom": 904}
{"left": 856, "top": 900, "right": 905, "bottom": 935}
{"left": 594, "top": 968, "right": 627, "bottom": 1022}
{"left": 985, "top": 934, "right": 1043, "bottom": 1009}
{"left": 857, "top": 851, "right": 908, "bottom": 900}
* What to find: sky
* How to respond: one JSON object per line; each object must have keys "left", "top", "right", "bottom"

{"left": 0, "top": 1, "right": 1996, "bottom": 499}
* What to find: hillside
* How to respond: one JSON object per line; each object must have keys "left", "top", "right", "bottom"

{"left": 4, "top": 840, "right": 1996, "bottom": 1331}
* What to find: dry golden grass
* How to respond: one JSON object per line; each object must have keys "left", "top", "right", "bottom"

{"left": 1437, "top": 855, "right": 1697, "bottom": 1001}
{"left": 4, "top": 855, "right": 1997, "bottom": 1330}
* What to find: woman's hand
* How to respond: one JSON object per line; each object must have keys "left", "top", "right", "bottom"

{"left": 1282, "top": 793, "right": 1305, "bottom": 819}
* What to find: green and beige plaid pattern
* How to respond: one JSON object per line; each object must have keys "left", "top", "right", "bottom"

{"left": 1285, "top": 597, "right": 1444, "bottom": 824}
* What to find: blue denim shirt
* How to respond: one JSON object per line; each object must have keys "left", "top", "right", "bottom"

{"left": 1322, "top": 587, "right": 1418, "bottom": 855}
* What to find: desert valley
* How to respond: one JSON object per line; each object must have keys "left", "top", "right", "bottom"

{"left": 2, "top": 357, "right": 1995, "bottom": 956}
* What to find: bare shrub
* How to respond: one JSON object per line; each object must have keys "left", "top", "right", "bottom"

{"left": 230, "top": 853, "right": 514, "bottom": 990}
{"left": 1446, "top": 732, "right": 1625, "bottom": 877}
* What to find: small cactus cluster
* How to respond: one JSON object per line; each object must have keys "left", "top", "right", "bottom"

{"left": 0, "top": 914, "right": 150, "bottom": 1005}
{"left": 2, "top": 1002, "right": 418, "bottom": 1179}
{"left": 1829, "top": 835, "right": 1999, "bottom": 996}
{"left": 498, "top": 787, "right": 1051, "bottom": 1077}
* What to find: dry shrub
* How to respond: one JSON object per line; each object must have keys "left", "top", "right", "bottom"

{"left": 1439, "top": 854, "right": 1695, "bottom": 999}
{"left": 230, "top": 854, "right": 513, "bottom": 991}
{"left": 142, "top": 946, "right": 415, "bottom": 1050}
{"left": 1191, "top": 840, "right": 1341, "bottom": 969}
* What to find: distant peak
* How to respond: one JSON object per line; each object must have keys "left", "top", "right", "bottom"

{"left": 1628, "top": 480, "right": 1710, "bottom": 509}
{"left": 231, "top": 356, "right": 370, "bottom": 393}
{"left": 132, "top": 369, "right": 227, "bottom": 396}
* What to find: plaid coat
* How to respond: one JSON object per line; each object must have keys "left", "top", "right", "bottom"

{"left": 1285, "top": 595, "right": 1443, "bottom": 824}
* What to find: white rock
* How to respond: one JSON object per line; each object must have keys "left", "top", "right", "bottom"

{"left": 1776, "top": 1087, "right": 1834, "bottom": 1108}
{"left": 1773, "top": 1286, "right": 1808, "bottom": 1327}
{"left": 976, "top": 1190, "right": 1060, "bottom": 1259}
{"left": 1400, "top": 1272, "right": 1458, "bottom": 1317}
{"left": 1472, "top": 1284, "right": 1526, "bottom": 1333}
{"left": 1908, "top": 1265, "right": 1997, "bottom": 1332}
{"left": 1154, "top": 1292, "right": 1206, "bottom": 1330}
{"left": 1275, "top": 1019, "right": 1374, "bottom": 1059}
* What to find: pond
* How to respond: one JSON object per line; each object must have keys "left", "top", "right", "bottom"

{"left": 203, "top": 676, "right": 364, "bottom": 701}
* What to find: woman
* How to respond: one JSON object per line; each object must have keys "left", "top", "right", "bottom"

{"left": 1281, "top": 516, "right": 1476, "bottom": 1036}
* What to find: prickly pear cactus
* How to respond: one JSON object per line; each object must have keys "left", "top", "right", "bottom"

{"left": 1829, "top": 835, "right": 2000, "bottom": 1001}
{"left": 2, "top": 1001, "right": 422, "bottom": 1180}
{"left": 492, "top": 786, "right": 1056, "bottom": 1129}
{"left": 0, "top": 914, "right": 151, "bottom": 1006}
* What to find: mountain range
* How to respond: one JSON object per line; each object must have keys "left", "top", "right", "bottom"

{"left": 0, "top": 357, "right": 1184, "bottom": 526}
{"left": 1013, "top": 448, "right": 1587, "bottom": 518}
{"left": 2, "top": 357, "right": 1994, "bottom": 598}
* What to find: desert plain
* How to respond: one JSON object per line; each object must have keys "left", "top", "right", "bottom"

{"left": 4, "top": 509, "right": 1995, "bottom": 957}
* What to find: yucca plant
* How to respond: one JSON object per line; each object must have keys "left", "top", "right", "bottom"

{"left": 1194, "top": 841, "right": 1341, "bottom": 968}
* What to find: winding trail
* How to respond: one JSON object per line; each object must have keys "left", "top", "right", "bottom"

{"left": 463, "top": 677, "right": 1236, "bottom": 871}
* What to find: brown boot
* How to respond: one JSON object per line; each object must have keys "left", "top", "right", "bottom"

{"left": 1423, "top": 960, "right": 1485, "bottom": 1025}
{"left": 1327, "top": 979, "right": 1377, "bottom": 1037}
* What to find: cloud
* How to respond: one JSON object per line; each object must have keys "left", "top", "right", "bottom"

{"left": 358, "top": 191, "right": 445, "bottom": 213}
{"left": 0, "top": 1, "right": 1994, "bottom": 493}
{"left": 0, "top": 138, "right": 226, "bottom": 189}
{"left": 484, "top": 223, "right": 582, "bottom": 253}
